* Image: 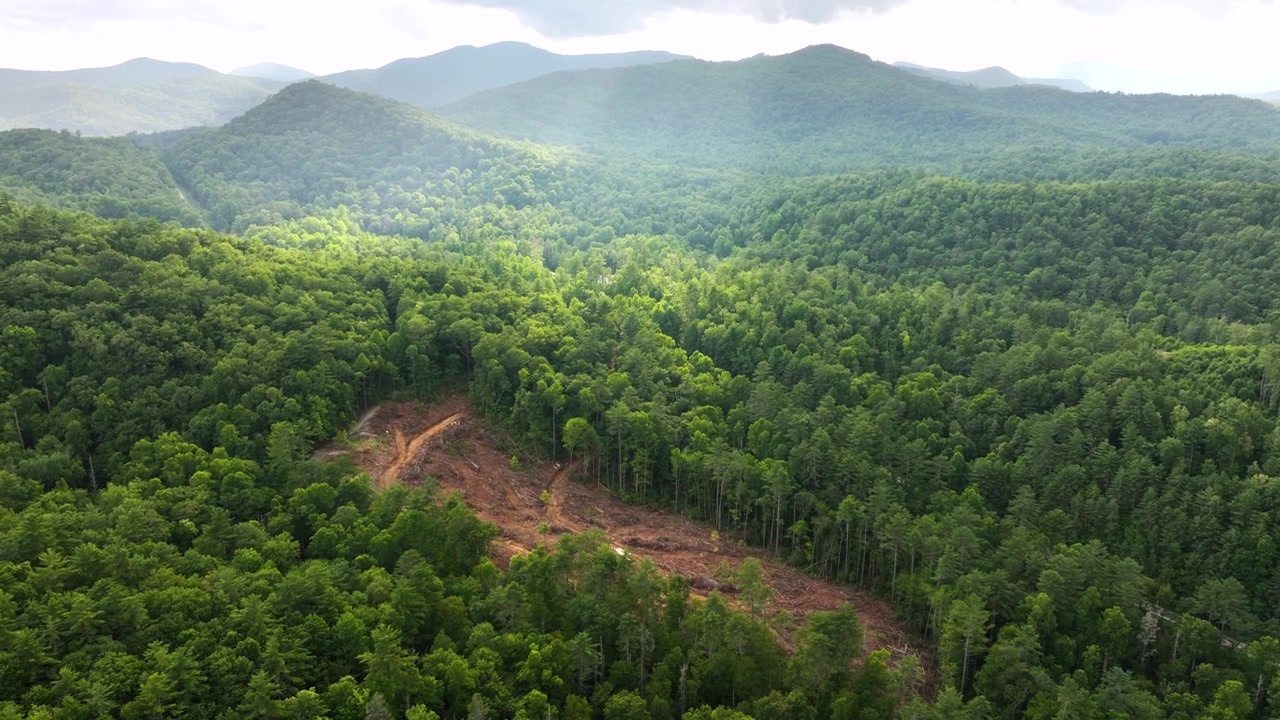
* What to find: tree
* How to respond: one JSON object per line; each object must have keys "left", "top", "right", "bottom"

{"left": 603, "top": 691, "right": 648, "bottom": 720}
{"left": 359, "top": 626, "right": 419, "bottom": 714}
{"left": 563, "top": 417, "right": 597, "bottom": 468}
{"left": 1192, "top": 577, "right": 1252, "bottom": 636}
{"left": 974, "top": 624, "right": 1049, "bottom": 719}
{"left": 1205, "top": 680, "right": 1253, "bottom": 720}
{"left": 735, "top": 558, "right": 772, "bottom": 618}
{"left": 790, "top": 604, "right": 862, "bottom": 701}
{"left": 940, "top": 595, "right": 990, "bottom": 696}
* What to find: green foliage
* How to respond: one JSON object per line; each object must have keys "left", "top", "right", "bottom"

{"left": 0, "top": 200, "right": 891, "bottom": 720}
{"left": 164, "top": 81, "right": 575, "bottom": 232}
{"left": 7, "top": 64, "right": 1280, "bottom": 718}
{"left": 0, "top": 129, "right": 201, "bottom": 224}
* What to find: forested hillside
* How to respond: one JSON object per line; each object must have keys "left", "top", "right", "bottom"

{"left": 4, "top": 39, "right": 1280, "bottom": 720}
{"left": 442, "top": 45, "right": 1280, "bottom": 174}
{"left": 164, "top": 81, "right": 576, "bottom": 233}
{"left": 0, "top": 129, "right": 200, "bottom": 225}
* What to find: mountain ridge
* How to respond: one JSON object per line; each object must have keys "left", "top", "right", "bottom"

{"left": 894, "top": 60, "right": 1092, "bottom": 92}
{"left": 231, "top": 62, "right": 315, "bottom": 82}
{"left": 441, "top": 44, "right": 1280, "bottom": 174}
{"left": 0, "top": 58, "right": 283, "bottom": 136}
{"left": 321, "top": 41, "right": 688, "bottom": 108}
{"left": 0, "top": 57, "right": 219, "bottom": 91}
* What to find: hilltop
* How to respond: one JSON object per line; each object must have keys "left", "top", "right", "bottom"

{"left": 894, "top": 61, "right": 1091, "bottom": 91}
{"left": 321, "top": 41, "right": 687, "bottom": 108}
{"left": 165, "top": 80, "right": 576, "bottom": 230}
{"left": 0, "top": 128, "right": 199, "bottom": 224}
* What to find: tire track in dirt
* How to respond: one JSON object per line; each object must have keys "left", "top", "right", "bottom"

{"left": 379, "top": 413, "right": 464, "bottom": 489}
{"left": 544, "top": 461, "right": 582, "bottom": 531}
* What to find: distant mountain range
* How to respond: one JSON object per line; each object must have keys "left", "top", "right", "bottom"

{"left": 894, "top": 62, "right": 1092, "bottom": 92}
{"left": 0, "top": 58, "right": 282, "bottom": 136}
{"left": 441, "top": 45, "right": 1280, "bottom": 174}
{"left": 319, "top": 41, "right": 688, "bottom": 108}
{"left": 231, "top": 63, "right": 315, "bottom": 82}
{"left": 6, "top": 56, "right": 1280, "bottom": 231}
{"left": 8, "top": 43, "right": 1276, "bottom": 145}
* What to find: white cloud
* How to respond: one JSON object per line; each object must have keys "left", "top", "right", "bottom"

{"left": 434, "top": 0, "right": 913, "bottom": 37}
{"left": 0, "top": 0, "right": 1277, "bottom": 93}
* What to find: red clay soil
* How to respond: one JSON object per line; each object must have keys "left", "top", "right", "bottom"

{"left": 323, "top": 397, "right": 926, "bottom": 669}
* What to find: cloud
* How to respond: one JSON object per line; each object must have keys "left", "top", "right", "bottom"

{"left": 2, "top": 0, "right": 237, "bottom": 30}
{"left": 1056, "top": 0, "right": 1270, "bottom": 15}
{"left": 438, "top": 0, "right": 911, "bottom": 38}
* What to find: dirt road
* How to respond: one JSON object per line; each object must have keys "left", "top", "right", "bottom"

{"left": 378, "top": 412, "right": 464, "bottom": 489}
{"left": 543, "top": 461, "right": 581, "bottom": 531}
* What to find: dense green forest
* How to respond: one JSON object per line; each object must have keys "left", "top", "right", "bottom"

{"left": 0, "top": 202, "right": 909, "bottom": 719}
{"left": 5, "top": 52, "right": 1280, "bottom": 720}
{"left": 0, "top": 130, "right": 200, "bottom": 225}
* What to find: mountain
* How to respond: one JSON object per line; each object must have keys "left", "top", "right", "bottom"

{"left": 231, "top": 62, "right": 315, "bottom": 82}
{"left": 895, "top": 61, "right": 1026, "bottom": 89}
{"left": 1026, "top": 77, "right": 1092, "bottom": 92}
{"left": 441, "top": 45, "right": 1280, "bottom": 174}
{"left": 0, "top": 128, "right": 200, "bottom": 224}
{"left": 321, "top": 41, "right": 687, "bottom": 108}
{"left": 0, "top": 57, "right": 216, "bottom": 91}
{"left": 0, "top": 58, "right": 283, "bottom": 136}
{"left": 894, "top": 61, "right": 1091, "bottom": 91}
{"left": 165, "top": 80, "right": 575, "bottom": 231}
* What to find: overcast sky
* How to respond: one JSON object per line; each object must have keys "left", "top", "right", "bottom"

{"left": 1, "top": 0, "right": 1277, "bottom": 94}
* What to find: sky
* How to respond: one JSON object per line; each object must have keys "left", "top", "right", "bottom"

{"left": 1, "top": 0, "right": 1278, "bottom": 95}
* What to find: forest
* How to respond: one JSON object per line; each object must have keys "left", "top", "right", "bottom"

{"left": 3, "top": 61, "right": 1280, "bottom": 720}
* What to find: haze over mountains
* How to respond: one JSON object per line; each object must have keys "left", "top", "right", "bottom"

{"left": 8, "top": 41, "right": 1274, "bottom": 145}
{"left": 231, "top": 63, "right": 315, "bottom": 83}
{"left": 442, "top": 45, "right": 1280, "bottom": 174}
{"left": 894, "top": 61, "right": 1092, "bottom": 92}
{"left": 5, "top": 40, "right": 1280, "bottom": 217}
{"left": 0, "top": 58, "right": 282, "bottom": 136}
{"left": 7, "top": 45, "right": 1280, "bottom": 235}
{"left": 318, "top": 41, "right": 688, "bottom": 108}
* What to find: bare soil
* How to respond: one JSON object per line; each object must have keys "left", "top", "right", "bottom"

{"left": 321, "top": 396, "right": 927, "bottom": 669}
